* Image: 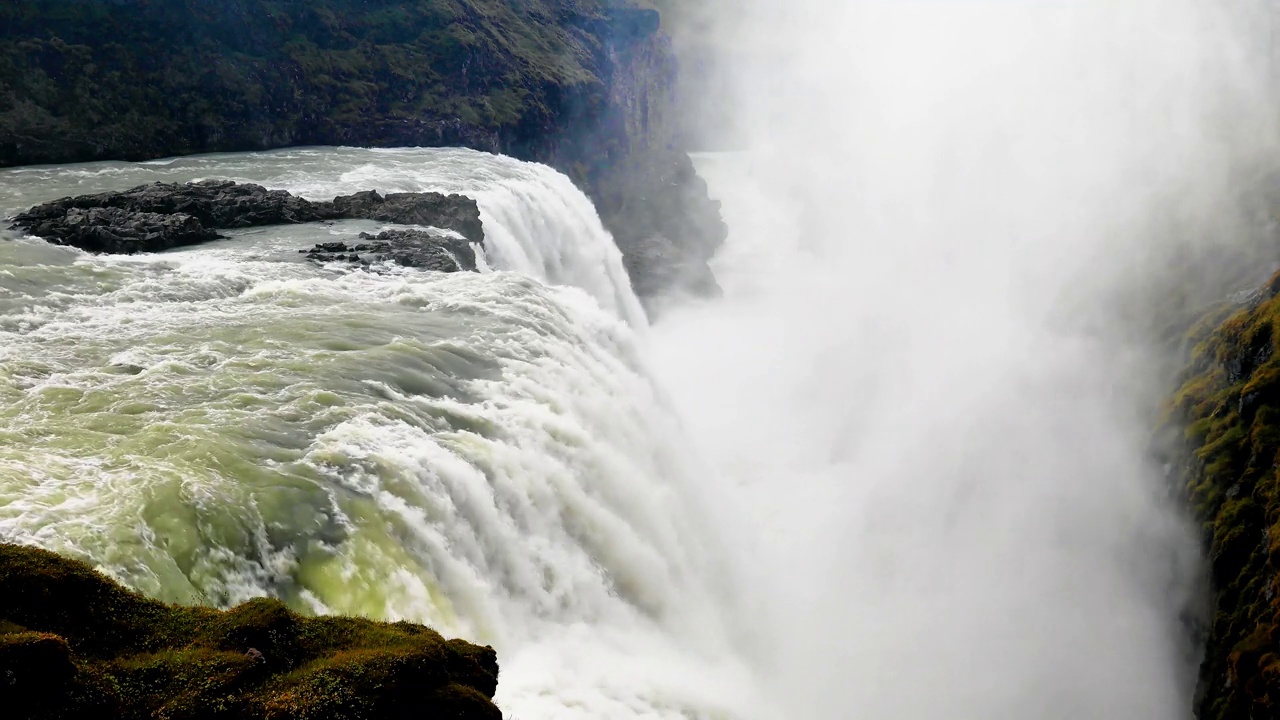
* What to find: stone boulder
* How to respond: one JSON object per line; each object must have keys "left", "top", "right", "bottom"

{"left": 303, "top": 229, "right": 478, "bottom": 273}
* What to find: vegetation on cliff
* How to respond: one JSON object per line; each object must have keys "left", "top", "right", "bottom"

{"left": 0, "top": 543, "right": 501, "bottom": 720}
{"left": 0, "top": 0, "right": 725, "bottom": 301}
{"left": 1168, "top": 270, "right": 1280, "bottom": 718}
{"left": 0, "top": 0, "right": 615, "bottom": 165}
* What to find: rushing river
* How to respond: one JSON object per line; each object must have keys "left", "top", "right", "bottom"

{"left": 0, "top": 147, "right": 757, "bottom": 719}
{"left": 1, "top": 2, "right": 1264, "bottom": 708}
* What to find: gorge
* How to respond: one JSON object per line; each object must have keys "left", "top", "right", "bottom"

{"left": 5, "top": 1, "right": 1280, "bottom": 719}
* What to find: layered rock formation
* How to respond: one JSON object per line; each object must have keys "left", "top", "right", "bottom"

{"left": 0, "top": 543, "right": 501, "bottom": 720}
{"left": 0, "top": 0, "right": 724, "bottom": 302}
{"left": 12, "top": 180, "right": 483, "bottom": 262}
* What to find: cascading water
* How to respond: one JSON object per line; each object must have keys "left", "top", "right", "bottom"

{"left": 0, "top": 147, "right": 755, "bottom": 719}
{"left": 6, "top": 2, "right": 1279, "bottom": 719}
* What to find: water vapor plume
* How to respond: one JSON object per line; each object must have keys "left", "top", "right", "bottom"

{"left": 653, "top": 0, "right": 1280, "bottom": 717}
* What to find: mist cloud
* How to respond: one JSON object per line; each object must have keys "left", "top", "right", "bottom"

{"left": 650, "top": 1, "right": 1279, "bottom": 717}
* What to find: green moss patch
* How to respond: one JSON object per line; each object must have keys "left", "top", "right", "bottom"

{"left": 0, "top": 543, "right": 500, "bottom": 720}
{"left": 1168, "top": 270, "right": 1280, "bottom": 719}
{"left": 0, "top": 0, "right": 627, "bottom": 166}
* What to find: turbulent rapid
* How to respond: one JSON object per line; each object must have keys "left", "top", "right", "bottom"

{"left": 4, "top": 1, "right": 1273, "bottom": 716}
{"left": 0, "top": 147, "right": 754, "bottom": 719}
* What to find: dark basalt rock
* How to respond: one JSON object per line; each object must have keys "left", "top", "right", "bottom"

{"left": 17, "top": 206, "right": 220, "bottom": 254}
{"left": 0, "top": 543, "right": 502, "bottom": 720}
{"left": 595, "top": 153, "right": 727, "bottom": 301}
{"left": 11, "top": 181, "right": 484, "bottom": 261}
{"left": 303, "top": 229, "right": 478, "bottom": 273}
{"left": 13, "top": 179, "right": 337, "bottom": 229}
{"left": 329, "top": 191, "right": 484, "bottom": 244}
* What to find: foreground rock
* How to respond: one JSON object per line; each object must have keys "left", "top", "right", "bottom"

{"left": 11, "top": 180, "right": 484, "bottom": 261}
{"left": 303, "top": 229, "right": 478, "bottom": 272}
{"left": 0, "top": 543, "right": 502, "bottom": 720}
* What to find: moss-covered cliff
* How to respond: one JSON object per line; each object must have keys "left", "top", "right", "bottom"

{"left": 1168, "top": 270, "right": 1280, "bottom": 718}
{"left": 0, "top": 0, "right": 608, "bottom": 163}
{"left": 0, "top": 0, "right": 723, "bottom": 302}
{"left": 0, "top": 543, "right": 501, "bottom": 720}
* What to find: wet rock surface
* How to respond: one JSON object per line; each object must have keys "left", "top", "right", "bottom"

{"left": 303, "top": 229, "right": 478, "bottom": 273}
{"left": 329, "top": 191, "right": 484, "bottom": 243}
{"left": 11, "top": 180, "right": 484, "bottom": 270}
{"left": 14, "top": 179, "right": 337, "bottom": 229}
{"left": 15, "top": 206, "right": 219, "bottom": 254}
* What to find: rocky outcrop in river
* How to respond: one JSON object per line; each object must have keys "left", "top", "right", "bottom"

{"left": 302, "top": 229, "right": 479, "bottom": 272}
{"left": 12, "top": 180, "right": 483, "bottom": 264}
{"left": 0, "top": 543, "right": 501, "bottom": 720}
{"left": 0, "top": 0, "right": 723, "bottom": 304}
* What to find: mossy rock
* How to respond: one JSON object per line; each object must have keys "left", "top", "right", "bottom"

{"left": 0, "top": 543, "right": 501, "bottom": 720}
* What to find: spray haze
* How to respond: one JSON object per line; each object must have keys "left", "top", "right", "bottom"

{"left": 653, "top": 0, "right": 1279, "bottom": 717}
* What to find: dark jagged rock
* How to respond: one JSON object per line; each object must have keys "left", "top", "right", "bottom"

{"left": 330, "top": 191, "right": 485, "bottom": 244}
{"left": 303, "top": 230, "right": 478, "bottom": 273}
{"left": 0, "top": 543, "right": 502, "bottom": 720}
{"left": 15, "top": 179, "right": 338, "bottom": 228}
{"left": 12, "top": 181, "right": 484, "bottom": 257}
{"left": 17, "top": 206, "right": 219, "bottom": 254}
{"left": 594, "top": 153, "right": 727, "bottom": 300}
{"left": 0, "top": 0, "right": 726, "bottom": 303}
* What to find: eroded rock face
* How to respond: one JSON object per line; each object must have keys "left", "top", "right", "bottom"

{"left": 12, "top": 181, "right": 484, "bottom": 266}
{"left": 1166, "top": 273, "right": 1280, "bottom": 720}
{"left": 534, "top": 13, "right": 729, "bottom": 307}
{"left": 303, "top": 229, "right": 478, "bottom": 273}
{"left": 0, "top": 543, "right": 502, "bottom": 720}
{"left": 594, "top": 153, "right": 727, "bottom": 301}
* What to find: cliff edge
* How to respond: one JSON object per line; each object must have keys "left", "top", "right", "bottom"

{"left": 1168, "top": 270, "right": 1280, "bottom": 718}
{"left": 0, "top": 0, "right": 724, "bottom": 304}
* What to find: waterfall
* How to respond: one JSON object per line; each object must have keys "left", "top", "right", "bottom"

{"left": 0, "top": 147, "right": 754, "bottom": 719}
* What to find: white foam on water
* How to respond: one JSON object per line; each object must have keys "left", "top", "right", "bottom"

{"left": 0, "top": 149, "right": 753, "bottom": 719}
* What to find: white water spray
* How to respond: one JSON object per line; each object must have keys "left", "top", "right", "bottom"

{"left": 0, "top": 148, "right": 751, "bottom": 720}
{"left": 3, "top": 3, "right": 1276, "bottom": 715}
{"left": 650, "top": 1, "right": 1279, "bottom": 718}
